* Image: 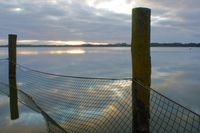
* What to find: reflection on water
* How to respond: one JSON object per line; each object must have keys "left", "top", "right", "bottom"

{"left": 0, "top": 47, "right": 200, "bottom": 132}
{"left": 0, "top": 48, "right": 86, "bottom": 56}
{"left": 18, "top": 51, "right": 39, "bottom": 55}
{"left": 16, "top": 48, "right": 86, "bottom": 55}
{"left": 0, "top": 94, "right": 47, "bottom": 133}
{"left": 49, "top": 49, "right": 85, "bottom": 54}
{"left": 0, "top": 63, "right": 132, "bottom": 133}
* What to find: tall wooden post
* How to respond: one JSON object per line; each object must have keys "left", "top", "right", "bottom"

{"left": 8, "top": 34, "right": 19, "bottom": 120}
{"left": 131, "top": 8, "right": 151, "bottom": 133}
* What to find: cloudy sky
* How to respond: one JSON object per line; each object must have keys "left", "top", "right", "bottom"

{"left": 0, "top": 0, "right": 200, "bottom": 45}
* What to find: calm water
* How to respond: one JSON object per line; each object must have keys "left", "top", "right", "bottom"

{"left": 0, "top": 47, "right": 200, "bottom": 132}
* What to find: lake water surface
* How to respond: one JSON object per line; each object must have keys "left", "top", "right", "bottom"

{"left": 0, "top": 47, "right": 200, "bottom": 132}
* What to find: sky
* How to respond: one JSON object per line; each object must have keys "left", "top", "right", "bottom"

{"left": 0, "top": 0, "right": 200, "bottom": 45}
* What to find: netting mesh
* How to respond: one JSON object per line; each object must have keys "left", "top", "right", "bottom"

{"left": 0, "top": 59, "right": 200, "bottom": 133}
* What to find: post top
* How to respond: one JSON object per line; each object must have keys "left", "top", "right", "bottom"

{"left": 9, "top": 34, "right": 17, "bottom": 37}
{"left": 132, "top": 7, "right": 151, "bottom": 12}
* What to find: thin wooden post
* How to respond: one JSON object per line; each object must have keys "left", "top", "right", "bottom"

{"left": 131, "top": 8, "right": 151, "bottom": 133}
{"left": 8, "top": 34, "right": 19, "bottom": 120}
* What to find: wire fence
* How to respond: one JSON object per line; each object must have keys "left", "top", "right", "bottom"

{"left": 0, "top": 59, "right": 200, "bottom": 133}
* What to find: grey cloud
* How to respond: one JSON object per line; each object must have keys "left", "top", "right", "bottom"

{"left": 0, "top": 0, "right": 200, "bottom": 43}
{"left": 142, "top": 0, "right": 200, "bottom": 42}
{"left": 0, "top": 0, "right": 131, "bottom": 43}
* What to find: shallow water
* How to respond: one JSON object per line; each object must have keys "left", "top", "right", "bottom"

{"left": 0, "top": 47, "right": 200, "bottom": 132}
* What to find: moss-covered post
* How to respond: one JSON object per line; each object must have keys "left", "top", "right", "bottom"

{"left": 8, "top": 34, "right": 19, "bottom": 120}
{"left": 131, "top": 8, "right": 151, "bottom": 133}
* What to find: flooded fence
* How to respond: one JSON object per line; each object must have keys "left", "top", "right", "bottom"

{"left": 0, "top": 59, "right": 200, "bottom": 133}
{"left": 0, "top": 7, "right": 200, "bottom": 133}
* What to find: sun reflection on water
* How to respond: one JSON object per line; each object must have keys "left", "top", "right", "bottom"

{"left": 18, "top": 51, "right": 39, "bottom": 55}
{"left": 66, "top": 49, "right": 86, "bottom": 54}
{"left": 16, "top": 49, "right": 86, "bottom": 55}
{"left": 49, "top": 49, "right": 86, "bottom": 55}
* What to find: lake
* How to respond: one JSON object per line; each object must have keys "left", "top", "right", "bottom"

{"left": 0, "top": 47, "right": 200, "bottom": 133}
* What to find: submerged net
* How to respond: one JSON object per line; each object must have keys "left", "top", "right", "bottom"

{"left": 0, "top": 59, "right": 200, "bottom": 133}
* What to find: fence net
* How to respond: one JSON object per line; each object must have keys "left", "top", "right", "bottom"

{"left": 0, "top": 59, "right": 200, "bottom": 133}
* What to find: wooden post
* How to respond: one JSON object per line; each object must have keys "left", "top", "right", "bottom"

{"left": 131, "top": 8, "right": 151, "bottom": 133}
{"left": 8, "top": 34, "right": 19, "bottom": 120}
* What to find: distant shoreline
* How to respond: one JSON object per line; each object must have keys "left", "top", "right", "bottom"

{"left": 0, "top": 43, "right": 200, "bottom": 47}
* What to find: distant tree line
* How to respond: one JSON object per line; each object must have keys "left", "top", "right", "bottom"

{"left": 150, "top": 43, "right": 200, "bottom": 47}
{"left": 0, "top": 43, "right": 200, "bottom": 47}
